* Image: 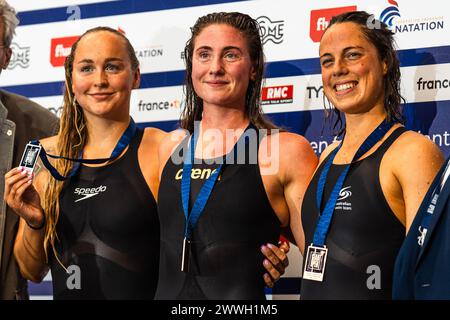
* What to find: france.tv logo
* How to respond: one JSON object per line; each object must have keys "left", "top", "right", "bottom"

{"left": 379, "top": 0, "right": 401, "bottom": 27}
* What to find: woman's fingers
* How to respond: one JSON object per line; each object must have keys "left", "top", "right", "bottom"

{"left": 4, "top": 167, "right": 36, "bottom": 219}
{"left": 263, "top": 272, "right": 274, "bottom": 288}
{"left": 5, "top": 168, "right": 31, "bottom": 201}
{"left": 14, "top": 174, "right": 34, "bottom": 201}
{"left": 261, "top": 243, "right": 290, "bottom": 286}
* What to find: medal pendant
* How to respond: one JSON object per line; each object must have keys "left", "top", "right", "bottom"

{"left": 181, "top": 237, "right": 191, "bottom": 272}
{"left": 303, "top": 244, "right": 328, "bottom": 282}
{"left": 20, "top": 143, "right": 42, "bottom": 174}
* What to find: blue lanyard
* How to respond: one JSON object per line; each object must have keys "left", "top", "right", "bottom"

{"left": 30, "top": 118, "right": 137, "bottom": 181}
{"left": 419, "top": 158, "right": 450, "bottom": 232}
{"left": 313, "top": 119, "right": 394, "bottom": 246}
{"left": 181, "top": 123, "right": 254, "bottom": 240}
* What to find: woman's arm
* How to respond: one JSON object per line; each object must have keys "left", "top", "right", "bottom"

{"left": 385, "top": 131, "right": 444, "bottom": 233}
{"left": 7, "top": 137, "right": 58, "bottom": 282}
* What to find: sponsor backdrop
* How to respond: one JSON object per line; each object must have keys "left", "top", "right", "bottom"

{"left": 3, "top": 0, "right": 448, "bottom": 299}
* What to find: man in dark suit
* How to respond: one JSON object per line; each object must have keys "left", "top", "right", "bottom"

{"left": 0, "top": 1, "right": 58, "bottom": 299}
{"left": 393, "top": 156, "right": 450, "bottom": 299}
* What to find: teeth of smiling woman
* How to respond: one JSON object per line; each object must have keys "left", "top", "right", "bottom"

{"left": 335, "top": 83, "right": 355, "bottom": 91}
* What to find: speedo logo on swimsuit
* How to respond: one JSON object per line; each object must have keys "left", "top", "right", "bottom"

{"left": 74, "top": 185, "right": 107, "bottom": 202}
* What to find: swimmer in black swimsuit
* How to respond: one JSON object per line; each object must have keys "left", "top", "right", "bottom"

{"left": 299, "top": 11, "right": 444, "bottom": 299}
{"left": 155, "top": 12, "right": 317, "bottom": 300}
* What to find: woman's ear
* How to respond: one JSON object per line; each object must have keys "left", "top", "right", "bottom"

{"left": 133, "top": 67, "right": 141, "bottom": 89}
{"left": 250, "top": 65, "right": 256, "bottom": 81}
{"left": 382, "top": 60, "right": 388, "bottom": 76}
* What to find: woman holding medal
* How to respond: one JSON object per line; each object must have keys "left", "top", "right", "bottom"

{"left": 299, "top": 11, "right": 444, "bottom": 299}
{"left": 155, "top": 12, "right": 317, "bottom": 300}
{"left": 4, "top": 26, "right": 289, "bottom": 299}
{"left": 4, "top": 27, "right": 164, "bottom": 299}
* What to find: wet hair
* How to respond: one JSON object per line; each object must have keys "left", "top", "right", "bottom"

{"left": 322, "top": 10, "right": 404, "bottom": 135}
{"left": 181, "top": 12, "right": 278, "bottom": 133}
{"left": 43, "top": 26, "right": 139, "bottom": 263}
{"left": 0, "top": 0, "right": 19, "bottom": 47}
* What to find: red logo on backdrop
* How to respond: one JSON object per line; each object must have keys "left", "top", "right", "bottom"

{"left": 50, "top": 36, "right": 80, "bottom": 67}
{"left": 310, "top": 6, "right": 357, "bottom": 42}
{"left": 261, "top": 85, "right": 293, "bottom": 105}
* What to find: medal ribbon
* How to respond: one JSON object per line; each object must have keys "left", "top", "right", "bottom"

{"left": 30, "top": 117, "right": 137, "bottom": 181}
{"left": 181, "top": 123, "right": 255, "bottom": 240}
{"left": 313, "top": 119, "right": 394, "bottom": 246}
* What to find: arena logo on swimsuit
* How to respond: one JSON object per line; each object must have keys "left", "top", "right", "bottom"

{"left": 175, "top": 168, "right": 222, "bottom": 181}
{"left": 309, "top": 5, "right": 357, "bottom": 42}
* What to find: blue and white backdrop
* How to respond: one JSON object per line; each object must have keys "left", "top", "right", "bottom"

{"left": 3, "top": 0, "right": 449, "bottom": 299}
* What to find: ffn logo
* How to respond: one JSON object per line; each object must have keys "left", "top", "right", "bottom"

{"left": 380, "top": 0, "right": 401, "bottom": 27}
{"left": 50, "top": 36, "right": 80, "bottom": 67}
{"left": 310, "top": 6, "right": 357, "bottom": 42}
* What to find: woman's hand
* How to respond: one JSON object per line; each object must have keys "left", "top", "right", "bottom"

{"left": 261, "top": 241, "right": 290, "bottom": 288}
{"left": 4, "top": 167, "right": 44, "bottom": 229}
